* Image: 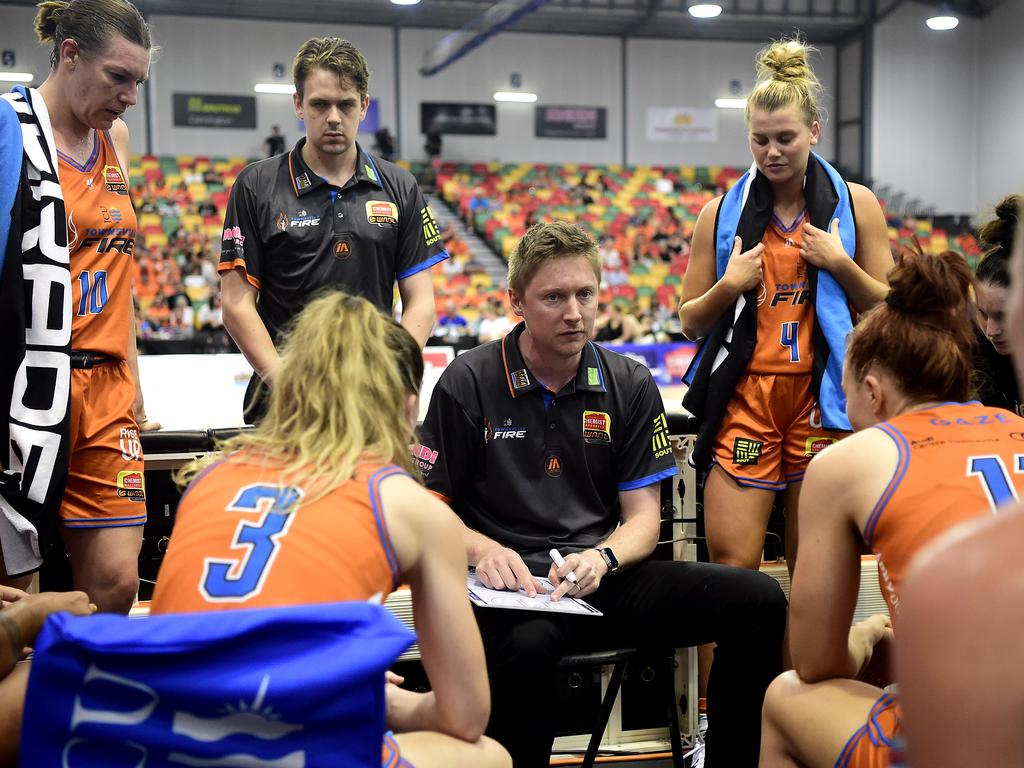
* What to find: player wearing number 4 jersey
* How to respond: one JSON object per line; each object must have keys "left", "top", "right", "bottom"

{"left": 759, "top": 249, "right": 1024, "bottom": 768}
{"left": 152, "top": 293, "right": 510, "bottom": 768}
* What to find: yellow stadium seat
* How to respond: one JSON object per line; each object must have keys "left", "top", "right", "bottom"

{"left": 187, "top": 184, "right": 208, "bottom": 200}
{"left": 143, "top": 233, "right": 167, "bottom": 248}
{"left": 138, "top": 213, "right": 161, "bottom": 229}
{"left": 179, "top": 214, "right": 203, "bottom": 230}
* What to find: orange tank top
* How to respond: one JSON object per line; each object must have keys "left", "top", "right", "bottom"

{"left": 58, "top": 130, "right": 137, "bottom": 360}
{"left": 748, "top": 209, "right": 814, "bottom": 374}
{"left": 864, "top": 402, "right": 1024, "bottom": 622}
{"left": 150, "top": 457, "right": 404, "bottom": 614}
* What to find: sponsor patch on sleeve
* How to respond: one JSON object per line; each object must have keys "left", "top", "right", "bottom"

{"left": 651, "top": 413, "right": 672, "bottom": 458}
{"left": 421, "top": 206, "right": 442, "bottom": 247}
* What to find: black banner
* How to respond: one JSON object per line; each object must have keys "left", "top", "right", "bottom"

{"left": 421, "top": 102, "right": 496, "bottom": 136}
{"left": 173, "top": 93, "right": 257, "bottom": 129}
{"left": 535, "top": 105, "right": 606, "bottom": 139}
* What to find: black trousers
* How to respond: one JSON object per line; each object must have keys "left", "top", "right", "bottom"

{"left": 473, "top": 559, "right": 786, "bottom": 768}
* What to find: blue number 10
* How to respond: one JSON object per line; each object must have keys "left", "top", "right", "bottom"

{"left": 201, "top": 484, "right": 302, "bottom": 602}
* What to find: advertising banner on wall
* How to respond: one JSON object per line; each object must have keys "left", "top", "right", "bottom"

{"left": 535, "top": 105, "right": 607, "bottom": 139}
{"left": 645, "top": 107, "right": 718, "bottom": 142}
{"left": 420, "top": 102, "right": 497, "bottom": 135}
{"left": 172, "top": 94, "right": 257, "bottom": 129}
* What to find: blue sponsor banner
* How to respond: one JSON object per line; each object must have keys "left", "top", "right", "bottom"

{"left": 596, "top": 341, "right": 697, "bottom": 386}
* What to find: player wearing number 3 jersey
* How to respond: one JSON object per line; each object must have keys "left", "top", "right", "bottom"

{"left": 759, "top": 249, "right": 1024, "bottom": 768}
{"left": 151, "top": 292, "right": 511, "bottom": 768}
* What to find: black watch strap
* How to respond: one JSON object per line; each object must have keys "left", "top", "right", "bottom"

{"left": 597, "top": 546, "right": 619, "bottom": 573}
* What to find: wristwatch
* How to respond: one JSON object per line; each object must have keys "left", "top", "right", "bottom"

{"left": 596, "top": 546, "right": 619, "bottom": 573}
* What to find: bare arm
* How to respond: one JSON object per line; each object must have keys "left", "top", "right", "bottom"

{"left": 383, "top": 478, "right": 490, "bottom": 742}
{"left": 397, "top": 269, "right": 436, "bottom": 349}
{"left": 677, "top": 197, "right": 764, "bottom": 340}
{"left": 549, "top": 483, "right": 661, "bottom": 601}
{"left": 799, "top": 183, "right": 892, "bottom": 313}
{"left": 789, "top": 442, "right": 878, "bottom": 682}
{"left": 220, "top": 269, "right": 280, "bottom": 385}
{"left": 109, "top": 120, "right": 157, "bottom": 430}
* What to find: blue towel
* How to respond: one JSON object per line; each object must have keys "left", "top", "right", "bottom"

{"left": 682, "top": 153, "right": 856, "bottom": 471}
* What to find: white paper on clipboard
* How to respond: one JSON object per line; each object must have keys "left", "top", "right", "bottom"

{"left": 466, "top": 574, "right": 603, "bottom": 616}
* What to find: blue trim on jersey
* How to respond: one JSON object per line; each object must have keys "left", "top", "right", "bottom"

{"left": 177, "top": 455, "right": 232, "bottom": 510}
{"left": 56, "top": 130, "right": 100, "bottom": 172}
{"left": 63, "top": 518, "right": 146, "bottom": 529}
{"left": 834, "top": 722, "right": 867, "bottom": 768}
{"left": 618, "top": 465, "right": 678, "bottom": 491}
{"left": 0, "top": 93, "right": 23, "bottom": 277}
{"left": 397, "top": 248, "right": 449, "bottom": 280}
{"left": 368, "top": 465, "right": 409, "bottom": 591}
{"left": 863, "top": 423, "right": 910, "bottom": 546}
{"left": 540, "top": 388, "right": 556, "bottom": 409}
{"left": 709, "top": 458, "right": 789, "bottom": 490}
{"left": 770, "top": 207, "right": 808, "bottom": 234}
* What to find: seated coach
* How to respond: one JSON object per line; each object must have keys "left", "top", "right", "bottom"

{"left": 417, "top": 221, "right": 787, "bottom": 767}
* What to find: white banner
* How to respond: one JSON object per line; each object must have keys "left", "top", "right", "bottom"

{"left": 645, "top": 107, "right": 719, "bottom": 142}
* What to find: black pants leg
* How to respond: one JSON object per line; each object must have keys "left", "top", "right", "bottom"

{"left": 473, "top": 560, "right": 786, "bottom": 768}
{"left": 588, "top": 560, "right": 787, "bottom": 768}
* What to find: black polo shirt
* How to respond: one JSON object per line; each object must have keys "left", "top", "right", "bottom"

{"left": 418, "top": 322, "right": 678, "bottom": 573}
{"left": 218, "top": 139, "right": 448, "bottom": 341}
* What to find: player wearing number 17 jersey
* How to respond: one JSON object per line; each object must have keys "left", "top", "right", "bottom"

{"left": 759, "top": 250, "right": 1024, "bottom": 768}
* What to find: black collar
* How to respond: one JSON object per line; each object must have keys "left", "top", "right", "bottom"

{"left": 498, "top": 322, "right": 609, "bottom": 399}
{"left": 286, "top": 139, "right": 384, "bottom": 197}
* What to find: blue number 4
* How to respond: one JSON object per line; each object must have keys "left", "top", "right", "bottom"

{"left": 201, "top": 484, "right": 302, "bottom": 601}
{"left": 967, "top": 455, "right": 1024, "bottom": 511}
{"left": 77, "top": 270, "right": 108, "bottom": 315}
{"left": 780, "top": 321, "right": 800, "bottom": 363}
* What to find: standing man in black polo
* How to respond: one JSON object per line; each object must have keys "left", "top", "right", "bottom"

{"left": 220, "top": 37, "right": 447, "bottom": 423}
{"left": 418, "top": 221, "right": 786, "bottom": 767}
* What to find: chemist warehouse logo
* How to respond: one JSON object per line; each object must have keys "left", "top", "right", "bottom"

{"left": 366, "top": 200, "right": 399, "bottom": 226}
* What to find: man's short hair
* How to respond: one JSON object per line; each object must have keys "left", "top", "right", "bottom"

{"left": 292, "top": 37, "right": 370, "bottom": 101}
{"left": 508, "top": 221, "right": 601, "bottom": 295}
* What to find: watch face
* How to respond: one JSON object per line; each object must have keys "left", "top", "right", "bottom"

{"left": 601, "top": 547, "right": 618, "bottom": 571}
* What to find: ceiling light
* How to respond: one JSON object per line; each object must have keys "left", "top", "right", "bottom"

{"left": 254, "top": 83, "right": 296, "bottom": 94}
{"left": 688, "top": 3, "right": 723, "bottom": 18}
{"left": 0, "top": 72, "right": 34, "bottom": 83}
{"left": 926, "top": 14, "right": 958, "bottom": 30}
{"left": 493, "top": 91, "right": 537, "bottom": 103}
{"left": 390, "top": 0, "right": 421, "bottom": 5}
{"left": 715, "top": 98, "right": 746, "bottom": 109}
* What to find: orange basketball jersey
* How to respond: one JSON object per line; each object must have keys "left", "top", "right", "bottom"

{"left": 150, "top": 457, "right": 404, "bottom": 614}
{"left": 58, "top": 130, "right": 137, "bottom": 360}
{"left": 864, "top": 402, "right": 1024, "bottom": 621}
{"left": 749, "top": 209, "right": 815, "bottom": 374}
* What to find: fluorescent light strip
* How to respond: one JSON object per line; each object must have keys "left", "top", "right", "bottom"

{"left": 493, "top": 91, "right": 537, "bottom": 103}
{"left": 254, "top": 83, "right": 295, "bottom": 94}
{"left": 715, "top": 98, "right": 747, "bottom": 109}
{"left": 926, "top": 15, "right": 958, "bottom": 30}
{"left": 0, "top": 72, "right": 34, "bottom": 83}
{"left": 391, "top": 0, "right": 421, "bottom": 5}
{"left": 688, "top": 3, "right": 723, "bottom": 18}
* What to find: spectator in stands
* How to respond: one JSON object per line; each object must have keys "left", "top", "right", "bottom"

{"left": 168, "top": 295, "right": 194, "bottom": 332}
{"left": 418, "top": 221, "right": 786, "bottom": 767}
{"left": 149, "top": 292, "right": 511, "bottom": 768}
{"left": 201, "top": 168, "right": 222, "bottom": 185}
{"left": 593, "top": 301, "right": 641, "bottom": 344}
{"left": 971, "top": 194, "right": 1021, "bottom": 415}
{"left": 196, "top": 199, "right": 217, "bottom": 217}
{"left": 759, "top": 250, "right": 1024, "bottom": 768}
{"left": 220, "top": 36, "right": 446, "bottom": 424}
{"left": 474, "top": 299, "right": 512, "bottom": 343}
{"left": 678, "top": 38, "right": 892, "bottom": 575}
{"left": 441, "top": 253, "right": 465, "bottom": 277}
{"left": 374, "top": 127, "right": 396, "bottom": 161}
{"left": 435, "top": 300, "right": 469, "bottom": 341}
{"left": 264, "top": 124, "right": 285, "bottom": 157}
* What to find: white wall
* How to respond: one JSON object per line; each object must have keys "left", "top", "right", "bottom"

{"left": 398, "top": 27, "right": 623, "bottom": 165}
{"left": 0, "top": 4, "right": 147, "bottom": 149}
{"left": 975, "top": 0, "right": 1024, "bottom": 213}
{"left": 871, "top": 1, "right": 979, "bottom": 214}
{"left": 626, "top": 37, "right": 836, "bottom": 168}
{"left": 145, "top": 15, "right": 394, "bottom": 158}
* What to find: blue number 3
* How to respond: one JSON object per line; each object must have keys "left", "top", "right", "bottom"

{"left": 201, "top": 484, "right": 302, "bottom": 601}
{"left": 967, "top": 455, "right": 1024, "bottom": 511}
